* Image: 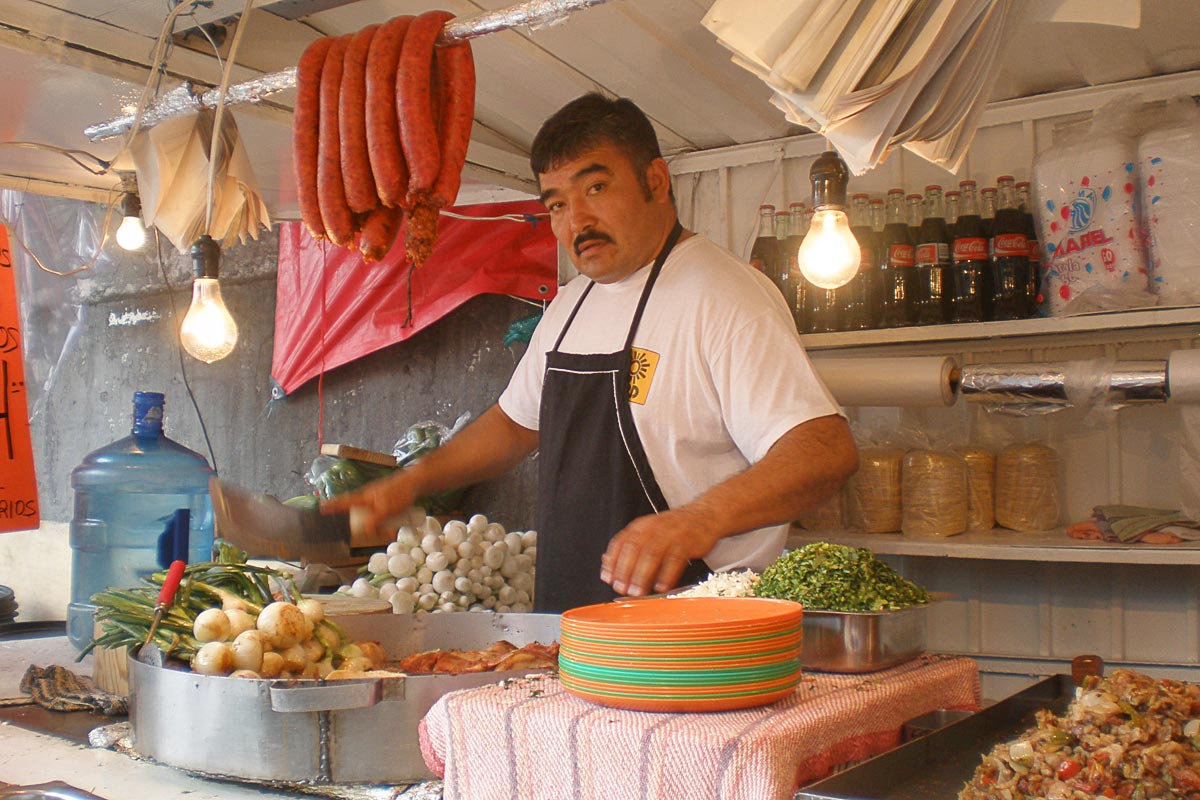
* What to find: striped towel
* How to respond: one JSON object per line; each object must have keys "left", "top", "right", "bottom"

{"left": 420, "top": 654, "right": 980, "bottom": 800}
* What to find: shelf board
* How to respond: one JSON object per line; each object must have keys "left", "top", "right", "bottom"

{"left": 787, "top": 527, "right": 1200, "bottom": 565}
{"left": 799, "top": 306, "right": 1200, "bottom": 351}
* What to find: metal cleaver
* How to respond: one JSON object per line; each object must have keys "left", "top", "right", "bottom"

{"left": 209, "top": 477, "right": 353, "bottom": 565}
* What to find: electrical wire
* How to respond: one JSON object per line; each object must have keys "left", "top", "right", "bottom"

{"left": 0, "top": 143, "right": 111, "bottom": 175}
{"left": 205, "top": 0, "right": 255, "bottom": 235}
{"left": 0, "top": 186, "right": 123, "bottom": 277}
{"left": 439, "top": 209, "right": 550, "bottom": 223}
{"left": 155, "top": 227, "right": 219, "bottom": 474}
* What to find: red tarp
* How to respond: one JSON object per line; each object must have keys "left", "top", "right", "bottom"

{"left": 272, "top": 200, "right": 557, "bottom": 396}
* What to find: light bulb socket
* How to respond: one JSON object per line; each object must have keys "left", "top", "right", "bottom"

{"left": 120, "top": 192, "right": 142, "bottom": 219}
{"left": 190, "top": 234, "right": 221, "bottom": 280}
{"left": 809, "top": 150, "right": 850, "bottom": 210}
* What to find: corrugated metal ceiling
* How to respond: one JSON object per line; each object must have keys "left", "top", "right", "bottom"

{"left": 0, "top": 0, "right": 1198, "bottom": 219}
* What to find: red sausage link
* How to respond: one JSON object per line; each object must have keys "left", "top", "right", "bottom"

{"left": 293, "top": 36, "right": 334, "bottom": 240}
{"left": 405, "top": 201, "right": 439, "bottom": 267}
{"left": 358, "top": 205, "right": 403, "bottom": 263}
{"left": 365, "top": 16, "right": 413, "bottom": 209}
{"left": 430, "top": 38, "right": 475, "bottom": 209}
{"left": 318, "top": 36, "right": 356, "bottom": 246}
{"left": 339, "top": 24, "right": 380, "bottom": 215}
{"left": 397, "top": 10, "right": 453, "bottom": 205}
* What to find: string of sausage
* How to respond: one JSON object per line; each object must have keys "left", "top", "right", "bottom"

{"left": 291, "top": 12, "right": 475, "bottom": 266}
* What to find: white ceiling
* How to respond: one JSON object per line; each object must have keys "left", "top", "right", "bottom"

{"left": 1, "top": 0, "right": 1199, "bottom": 220}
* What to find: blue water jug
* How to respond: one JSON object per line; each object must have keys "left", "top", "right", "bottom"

{"left": 67, "top": 391, "right": 215, "bottom": 649}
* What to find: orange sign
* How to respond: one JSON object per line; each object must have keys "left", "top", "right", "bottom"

{"left": 0, "top": 224, "right": 39, "bottom": 532}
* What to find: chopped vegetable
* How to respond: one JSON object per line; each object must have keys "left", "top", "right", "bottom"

{"left": 755, "top": 542, "right": 930, "bottom": 611}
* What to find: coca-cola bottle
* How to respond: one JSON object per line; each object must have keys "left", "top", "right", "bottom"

{"left": 980, "top": 186, "right": 997, "bottom": 241}
{"left": 869, "top": 198, "right": 885, "bottom": 235}
{"left": 839, "top": 193, "right": 877, "bottom": 331}
{"left": 949, "top": 180, "right": 990, "bottom": 323}
{"left": 906, "top": 193, "right": 923, "bottom": 243}
{"left": 913, "top": 185, "right": 951, "bottom": 325}
{"left": 749, "top": 204, "right": 779, "bottom": 283}
{"left": 773, "top": 210, "right": 794, "bottom": 302}
{"left": 989, "top": 176, "right": 1031, "bottom": 320}
{"left": 877, "top": 188, "right": 915, "bottom": 328}
{"left": 944, "top": 189, "right": 961, "bottom": 242}
{"left": 785, "top": 202, "right": 807, "bottom": 329}
{"left": 1015, "top": 181, "right": 1042, "bottom": 313}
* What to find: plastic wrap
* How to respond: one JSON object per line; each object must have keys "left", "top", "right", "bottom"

{"left": 901, "top": 450, "right": 968, "bottom": 538}
{"left": 994, "top": 443, "right": 1060, "bottom": 531}
{"left": 797, "top": 489, "right": 847, "bottom": 532}
{"left": 847, "top": 447, "right": 904, "bottom": 533}
{"left": 954, "top": 446, "right": 995, "bottom": 532}
{"left": 1137, "top": 100, "right": 1200, "bottom": 305}
{"left": 1034, "top": 111, "right": 1153, "bottom": 316}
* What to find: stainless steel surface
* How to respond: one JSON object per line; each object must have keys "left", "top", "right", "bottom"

{"left": 802, "top": 594, "right": 946, "bottom": 674}
{"left": 0, "top": 783, "right": 106, "bottom": 800}
{"left": 209, "top": 477, "right": 352, "bottom": 564}
{"left": 84, "top": 0, "right": 618, "bottom": 142}
{"left": 128, "top": 611, "right": 560, "bottom": 784}
{"left": 796, "top": 674, "right": 1074, "bottom": 800}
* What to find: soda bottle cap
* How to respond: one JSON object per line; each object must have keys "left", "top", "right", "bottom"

{"left": 759, "top": 204, "right": 776, "bottom": 212}
{"left": 887, "top": 188, "right": 904, "bottom": 196}
{"left": 997, "top": 174, "right": 1015, "bottom": 183}
{"left": 906, "top": 194, "right": 922, "bottom": 200}
{"left": 946, "top": 190, "right": 960, "bottom": 197}
{"left": 958, "top": 179, "right": 976, "bottom": 188}
{"left": 852, "top": 192, "right": 870, "bottom": 199}
{"left": 788, "top": 202, "right": 806, "bottom": 210}
{"left": 981, "top": 186, "right": 996, "bottom": 194}
{"left": 924, "top": 184, "right": 942, "bottom": 192}
{"left": 869, "top": 198, "right": 883, "bottom": 204}
{"left": 1015, "top": 180, "right": 1031, "bottom": 188}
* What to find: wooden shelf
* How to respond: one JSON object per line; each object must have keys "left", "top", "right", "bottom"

{"left": 799, "top": 306, "right": 1200, "bottom": 351}
{"left": 787, "top": 527, "right": 1200, "bottom": 566}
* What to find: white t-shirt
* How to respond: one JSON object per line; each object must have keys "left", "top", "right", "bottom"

{"left": 499, "top": 233, "right": 842, "bottom": 571}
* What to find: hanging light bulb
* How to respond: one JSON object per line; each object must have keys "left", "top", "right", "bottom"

{"left": 796, "top": 150, "right": 860, "bottom": 289}
{"left": 115, "top": 192, "right": 147, "bottom": 251}
{"left": 180, "top": 235, "right": 238, "bottom": 363}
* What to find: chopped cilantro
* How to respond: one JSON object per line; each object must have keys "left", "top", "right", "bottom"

{"left": 755, "top": 542, "right": 930, "bottom": 611}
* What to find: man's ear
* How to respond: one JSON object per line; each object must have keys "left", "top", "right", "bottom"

{"left": 646, "top": 158, "right": 673, "bottom": 203}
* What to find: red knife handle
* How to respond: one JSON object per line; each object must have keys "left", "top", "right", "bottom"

{"left": 157, "top": 560, "right": 187, "bottom": 607}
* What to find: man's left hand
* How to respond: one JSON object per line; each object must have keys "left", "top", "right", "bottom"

{"left": 600, "top": 508, "right": 721, "bottom": 597}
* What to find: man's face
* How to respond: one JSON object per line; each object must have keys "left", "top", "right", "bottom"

{"left": 538, "top": 143, "right": 669, "bottom": 284}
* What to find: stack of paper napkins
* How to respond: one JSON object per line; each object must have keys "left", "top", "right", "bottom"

{"left": 131, "top": 109, "right": 271, "bottom": 253}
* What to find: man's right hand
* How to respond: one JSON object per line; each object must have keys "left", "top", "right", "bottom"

{"left": 321, "top": 469, "right": 421, "bottom": 548}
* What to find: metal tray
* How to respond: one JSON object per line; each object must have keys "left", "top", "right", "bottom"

{"left": 795, "top": 673, "right": 1076, "bottom": 799}
{"left": 802, "top": 593, "right": 948, "bottom": 673}
{"left": 128, "top": 611, "right": 561, "bottom": 785}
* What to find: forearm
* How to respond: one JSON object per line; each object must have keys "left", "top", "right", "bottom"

{"left": 678, "top": 414, "right": 858, "bottom": 543}
{"left": 402, "top": 404, "right": 538, "bottom": 497}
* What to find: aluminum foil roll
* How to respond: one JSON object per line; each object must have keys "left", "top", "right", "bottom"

{"left": 960, "top": 360, "right": 1167, "bottom": 416}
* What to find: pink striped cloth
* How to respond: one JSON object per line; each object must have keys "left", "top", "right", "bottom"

{"left": 419, "top": 654, "right": 980, "bottom": 800}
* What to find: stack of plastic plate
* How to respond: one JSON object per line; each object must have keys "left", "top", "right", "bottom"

{"left": 559, "top": 597, "right": 803, "bottom": 712}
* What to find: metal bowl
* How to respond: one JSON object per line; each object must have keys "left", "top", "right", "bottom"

{"left": 801, "top": 594, "right": 948, "bottom": 673}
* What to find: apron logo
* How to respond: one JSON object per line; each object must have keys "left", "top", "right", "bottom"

{"left": 628, "top": 348, "right": 660, "bottom": 405}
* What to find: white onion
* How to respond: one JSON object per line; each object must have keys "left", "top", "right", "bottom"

{"left": 454, "top": 576, "right": 473, "bottom": 593}
{"left": 416, "top": 566, "right": 434, "bottom": 585}
{"left": 409, "top": 546, "right": 426, "bottom": 565}
{"left": 417, "top": 592, "right": 438, "bottom": 611}
{"left": 500, "top": 555, "right": 520, "bottom": 579}
{"left": 225, "top": 609, "right": 257, "bottom": 639}
{"left": 259, "top": 651, "right": 284, "bottom": 678}
{"left": 498, "top": 585, "right": 517, "bottom": 605}
{"left": 395, "top": 526, "right": 419, "bottom": 547}
{"left": 193, "top": 608, "right": 232, "bottom": 643}
{"left": 433, "top": 569, "right": 456, "bottom": 594}
{"left": 523, "top": 546, "right": 537, "bottom": 563}
{"left": 521, "top": 530, "right": 537, "bottom": 548}
{"left": 385, "top": 541, "right": 402, "bottom": 556}
{"left": 483, "top": 523, "right": 506, "bottom": 542}
{"left": 396, "top": 576, "right": 419, "bottom": 594}
{"left": 257, "top": 602, "right": 310, "bottom": 648}
{"left": 391, "top": 593, "right": 416, "bottom": 614}
{"left": 421, "top": 534, "right": 442, "bottom": 555}
{"left": 457, "top": 541, "right": 477, "bottom": 559}
{"left": 504, "top": 532, "right": 524, "bottom": 555}
{"left": 484, "top": 544, "right": 507, "bottom": 569}
{"left": 426, "top": 551, "right": 450, "bottom": 573}
{"left": 467, "top": 514, "right": 489, "bottom": 533}
{"left": 379, "top": 583, "right": 399, "bottom": 602}
{"left": 443, "top": 520, "right": 468, "bottom": 546}
{"left": 388, "top": 553, "right": 416, "bottom": 578}
{"left": 422, "top": 517, "right": 441, "bottom": 537}
{"left": 192, "top": 641, "right": 234, "bottom": 675}
{"left": 368, "top": 552, "right": 390, "bottom": 575}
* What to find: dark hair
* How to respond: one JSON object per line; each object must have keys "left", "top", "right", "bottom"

{"left": 531, "top": 93, "right": 664, "bottom": 199}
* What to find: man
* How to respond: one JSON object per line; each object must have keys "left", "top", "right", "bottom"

{"left": 325, "top": 93, "right": 857, "bottom": 612}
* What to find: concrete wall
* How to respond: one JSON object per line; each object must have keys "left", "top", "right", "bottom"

{"left": 7, "top": 194, "right": 540, "bottom": 619}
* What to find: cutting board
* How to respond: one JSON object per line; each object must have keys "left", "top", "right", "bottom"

{"left": 319, "top": 443, "right": 398, "bottom": 467}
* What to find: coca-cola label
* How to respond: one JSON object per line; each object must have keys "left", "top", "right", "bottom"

{"left": 750, "top": 257, "right": 765, "bottom": 273}
{"left": 915, "top": 242, "right": 948, "bottom": 266}
{"left": 993, "top": 233, "right": 1028, "bottom": 258}
{"left": 1028, "top": 237, "right": 1042, "bottom": 265}
{"left": 888, "top": 244, "right": 914, "bottom": 268}
{"left": 953, "top": 237, "right": 987, "bottom": 262}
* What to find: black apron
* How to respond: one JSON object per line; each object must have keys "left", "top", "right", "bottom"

{"left": 534, "top": 222, "right": 708, "bottom": 612}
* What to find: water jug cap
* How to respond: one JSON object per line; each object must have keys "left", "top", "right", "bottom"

{"left": 133, "top": 391, "right": 165, "bottom": 437}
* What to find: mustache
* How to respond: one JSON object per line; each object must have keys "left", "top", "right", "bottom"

{"left": 573, "top": 231, "right": 613, "bottom": 255}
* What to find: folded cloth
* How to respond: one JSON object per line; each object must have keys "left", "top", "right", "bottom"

{"left": 19, "top": 664, "right": 127, "bottom": 715}
{"left": 420, "top": 655, "right": 980, "bottom": 800}
{"left": 1089, "top": 505, "right": 1200, "bottom": 544}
